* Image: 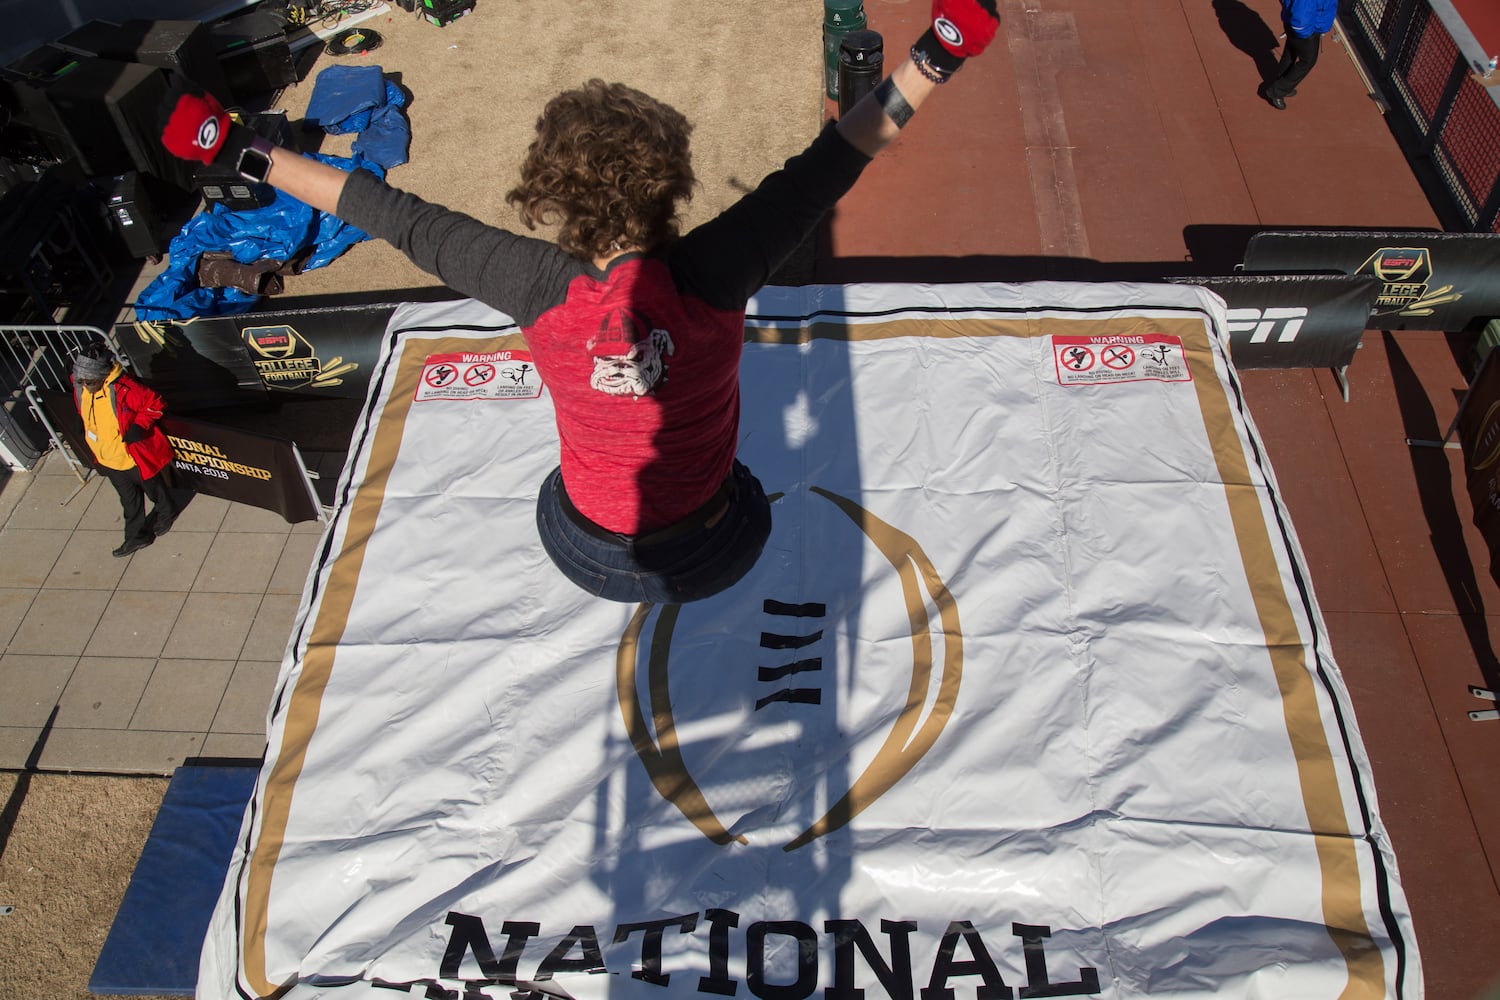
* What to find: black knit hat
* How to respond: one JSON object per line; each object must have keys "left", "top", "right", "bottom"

{"left": 72, "top": 346, "right": 115, "bottom": 382}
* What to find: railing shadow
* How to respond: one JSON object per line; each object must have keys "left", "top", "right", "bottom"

{"left": 1384, "top": 330, "right": 1500, "bottom": 696}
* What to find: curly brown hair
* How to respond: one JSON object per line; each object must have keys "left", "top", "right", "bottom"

{"left": 505, "top": 80, "right": 696, "bottom": 260}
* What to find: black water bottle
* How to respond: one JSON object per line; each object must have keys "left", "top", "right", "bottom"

{"left": 837, "top": 29, "right": 884, "bottom": 117}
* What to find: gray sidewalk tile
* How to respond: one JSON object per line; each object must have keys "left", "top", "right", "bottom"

{"left": 0, "top": 469, "right": 27, "bottom": 526}
{"left": 85, "top": 591, "right": 188, "bottom": 659}
{"left": 0, "top": 654, "right": 78, "bottom": 726}
{"left": 8, "top": 589, "right": 111, "bottom": 655}
{"left": 0, "top": 528, "right": 71, "bottom": 588}
{"left": 212, "top": 660, "right": 282, "bottom": 735}
{"left": 6, "top": 473, "right": 94, "bottom": 530}
{"left": 269, "top": 532, "right": 322, "bottom": 595}
{"left": 196, "top": 532, "right": 289, "bottom": 593}
{"left": 43, "top": 530, "right": 132, "bottom": 589}
{"left": 37, "top": 449, "right": 83, "bottom": 476}
{"left": 292, "top": 516, "right": 329, "bottom": 535}
{"left": 201, "top": 732, "right": 266, "bottom": 760}
{"left": 171, "top": 493, "right": 231, "bottom": 532}
{"left": 37, "top": 728, "right": 204, "bottom": 775}
{"left": 130, "top": 657, "right": 235, "bottom": 732}
{"left": 0, "top": 726, "right": 49, "bottom": 769}
{"left": 117, "top": 531, "right": 213, "bottom": 592}
{"left": 163, "top": 592, "right": 261, "bottom": 660}
{"left": 241, "top": 594, "right": 300, "bottom": 662}
{"left": 0, "top": 588, "right": 37, "bottom": 649}
{"left": 79, "top": 480, "right": 127, "bottom": 531}
{"left": 54, "top": 655, "right": 156, "bottom": 729}
{"left": 222, "top": 502, "right": 297, "bottom": 534}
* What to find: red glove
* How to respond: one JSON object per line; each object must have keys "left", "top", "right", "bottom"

{"left": 914, "top": 0, "right": 1001, "bottom": 78}
{"left": 161, "top": 78, "right": 232, "bottom": 165}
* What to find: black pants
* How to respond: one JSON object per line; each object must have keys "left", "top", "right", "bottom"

{"left": 536, "top": 461, "right": 772, "bottom": 604}
{"left": 1267, "top": 31, "right": 1321, "bottom": 99}
{"left": 102, "top": 465, "right": 176, "bottom": 544}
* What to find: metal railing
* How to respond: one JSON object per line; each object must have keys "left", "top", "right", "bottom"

{"left": 1342, "top": 0, "right": 1500, "bottom": 232}
{"left": 0, "top": 325, "right": 123, "bottom": 394}
{"left": 0, "top": 325, "right": 122, "bottom": 475}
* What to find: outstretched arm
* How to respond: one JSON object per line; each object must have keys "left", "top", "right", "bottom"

{"left": 671, "top": 0, "right": 1003, "bottom": 308}
{"left": 836, "top": 0, "right": 1000, "bottom": 155}
{"left": 258, "top": 147, "right": 347, "bottom": 213}
{"left": 159, "top": 81, "right": 350, "bottom": 213}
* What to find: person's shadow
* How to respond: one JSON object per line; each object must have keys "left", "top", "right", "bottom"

{"left": 1213, "top": 0, "right": 1283, "bottom": 83}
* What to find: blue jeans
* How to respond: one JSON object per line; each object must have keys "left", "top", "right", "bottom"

{"left": 536, "top": 461, "right": 772, "bottom": 604}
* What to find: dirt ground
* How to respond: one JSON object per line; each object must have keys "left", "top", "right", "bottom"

{"left": 0, "top": 1, "right": 822, "bottom": 996}
{"left": 0, "top": 771, "right": 173, "bottom": 999}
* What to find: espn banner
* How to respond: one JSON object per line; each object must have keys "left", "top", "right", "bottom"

{"left": 35, "top": 391, "right": 321, "bottom": 525}
{"left": 1456, "top": 348, "right": 1500, "bottom": 589}
{"left": 1242, "top": 230, "right": 1500, "bottom": 331}
{"left": 1166, "top": 273, "right": 1380, "bottom": 369}
{"left": 199, "top": 284, "right": 1419, "bottom": 1000}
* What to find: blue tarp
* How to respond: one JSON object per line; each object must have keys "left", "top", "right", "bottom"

{"left": 135, "top": 64, "right": 411, "bottom": 321}
{"left": 305, "top": 64, "right": 410, "bottom": 168}
{"left": 88, "top": 765, "right": 259, "bottom": 996}
{"left": 133, "top": 152, "right": 385, "bottom": 322}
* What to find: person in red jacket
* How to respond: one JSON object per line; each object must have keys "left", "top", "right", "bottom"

{"left": 71, "top": 342, "right": 178, "bottom": 557}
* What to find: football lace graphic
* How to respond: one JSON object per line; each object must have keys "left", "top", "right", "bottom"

{"left": 616, "top": 486, "right": 963, "bottom": 852}
{"left": 196, "top": 115, "right": 220, "bottom": 151}
{"left": 935, "top": 16, "right": 963, "bottom": 47}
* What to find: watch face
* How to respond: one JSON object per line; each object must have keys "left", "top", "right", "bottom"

{"left": 238, "top": 147, "right": 273, "bottom": 183}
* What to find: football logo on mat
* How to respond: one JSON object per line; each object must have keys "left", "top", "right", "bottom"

{"left": 616, "top": 486, "right": 963, "bottom": 851}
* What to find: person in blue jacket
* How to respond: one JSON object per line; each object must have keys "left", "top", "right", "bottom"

{"left": 1261, "top": 0, "right": 1339, "bottom": 108}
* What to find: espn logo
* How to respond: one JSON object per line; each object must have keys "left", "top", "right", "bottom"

{"left": 1225, "top": 306, "right": 1308, "bottom": 344}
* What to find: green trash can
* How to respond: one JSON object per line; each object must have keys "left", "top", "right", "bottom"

{"left": 823, "top": 0, "right": 867, "bottom": 101}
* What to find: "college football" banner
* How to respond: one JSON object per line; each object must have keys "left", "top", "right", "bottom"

{"left": 198, "top": 284, "right": 1420, "bottom": 999}
{"left": 1242, "top": 230, "right": 1500, "bottom": 332}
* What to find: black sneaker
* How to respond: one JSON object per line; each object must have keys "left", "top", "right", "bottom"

{"left": 112, "top": 536, "right": 154, "bottom": 558}
{"left": 151, "top": 513, "right": 176, "bottom": 537}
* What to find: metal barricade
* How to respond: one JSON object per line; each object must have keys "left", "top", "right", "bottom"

{"left": 0, "top": 324, "right": 121, "bottom": 479}
{"left": 1344, "top": 0, "right": 1500, "bottom": 232}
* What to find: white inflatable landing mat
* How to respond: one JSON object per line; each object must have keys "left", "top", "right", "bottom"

{"left": 200, "top": 282, "right": 1420, "bottom": 999}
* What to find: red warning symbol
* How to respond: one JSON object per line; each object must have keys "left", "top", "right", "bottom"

{"left": 464, "top": 362, "right": 496, "bottom": 386}
{"left": 424, "top": 363, "right": 458, "bottom": 387}
{"left": 1102, "top": 345, "right": 1135, "bottom": 370}
{"left": 1059, "top": 345, "right": 1095, "bottom": 371}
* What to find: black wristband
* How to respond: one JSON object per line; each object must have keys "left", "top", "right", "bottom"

{"left": 912, "top": 26, "right": 965, "bottom": 79}
{"left": 873, "top": 76, "right": 915, "bottom": 128}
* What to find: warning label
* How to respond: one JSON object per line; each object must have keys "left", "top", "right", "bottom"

{"left": 1053, "top": 334, "right": 1191, "bottom": 386}
{"left": 415, "top": 351, "right": 543, "bottom": 401}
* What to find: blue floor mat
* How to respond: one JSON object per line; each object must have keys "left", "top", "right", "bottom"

{"left": 89, "top": 765, "right": 259, "bottom": 996}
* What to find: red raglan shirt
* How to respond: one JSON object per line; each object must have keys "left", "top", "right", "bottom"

{"left": 336, "top": 124, "right": 871, "bottom": 533}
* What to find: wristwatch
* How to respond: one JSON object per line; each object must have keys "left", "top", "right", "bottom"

{"left": 236, "top": 136, "right": 275, "bottom": 183}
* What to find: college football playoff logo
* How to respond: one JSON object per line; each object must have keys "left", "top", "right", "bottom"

{"left": 616, "top": 487, "right": 962, "bottom": 852}
{"left": 1357, "top": 246, "right": 1463, "bottom": 317}
{"left": 243, "top": 324, "right": 359, "bottom": 390}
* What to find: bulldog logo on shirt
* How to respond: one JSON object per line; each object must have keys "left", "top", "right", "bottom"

{"left": 588, "top": 306, "right": 674, "bottom": 397}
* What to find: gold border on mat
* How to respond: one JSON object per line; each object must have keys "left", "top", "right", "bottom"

{"left": 240, "top": 312, "right": 1382, "bottom": 997}
{"left": 240, "top": 333, "right": 526, "bottom": 997}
